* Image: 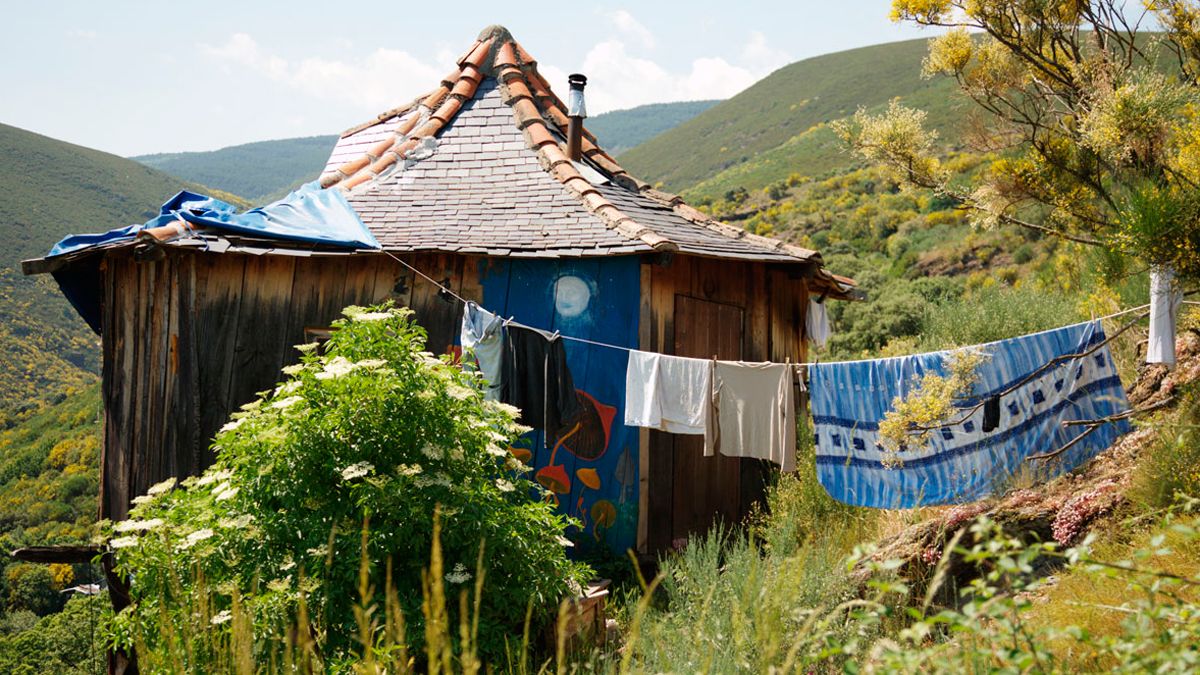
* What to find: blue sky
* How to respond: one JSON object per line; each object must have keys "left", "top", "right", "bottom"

{"left": 0, "top": 1, "right": 942, "bottom": 156}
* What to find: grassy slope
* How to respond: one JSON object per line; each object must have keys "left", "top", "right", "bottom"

{"left": 620, "top": 37, "right": 964, "bottom": 195}
{"left": 0, "top": 123, "right": 242, "bottom": 421}
{"left": 133, "top": 135, "right": 339, "bottom": 203}
{"left": 590, "top": 100, "right": 720, "bottom": 154}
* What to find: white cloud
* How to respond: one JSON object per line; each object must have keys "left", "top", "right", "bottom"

{"left": 559, "top": 31, "right": 790, "bottom": 114}
{"left": 200, "top": 33, "right": 441, "bottom": 112}
{"left": 740, "top": 31, "right": 791, "bottom": 74}
{"left": 198, "top": 24, "right": 791, "bottom": 119}
{"left": 604, "top": 9, "right": 655, "bottom": 49}
{"left": 66, "top": 28, "right": 97, "bottom": 40}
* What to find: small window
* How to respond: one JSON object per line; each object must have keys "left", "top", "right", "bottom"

{"left": 303, "top": 326, "right": 336, "bottom": 353}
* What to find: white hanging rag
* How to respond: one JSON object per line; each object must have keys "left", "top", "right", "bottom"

{"left": 624, "top": 351, "right": 711, "bottom": 435}
{"left": 807, "top": 297, "right": 830, "bottom": 349}
{"left": 1147, "top": 266, "right": 1183, "bottom": 368}
{"left": 460, "top": 302, "right": 505, "bottom": 399}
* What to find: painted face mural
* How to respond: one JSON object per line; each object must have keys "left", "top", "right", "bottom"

{"left": 480, "top": 257, "right": 640, "bottom": 554}
{"left": 554, "top": 275, "right": 592, "bottom": 318}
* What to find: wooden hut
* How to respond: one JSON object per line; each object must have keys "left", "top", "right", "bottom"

{"left": 24, "top": 25, "right": 855, "bottom": 558}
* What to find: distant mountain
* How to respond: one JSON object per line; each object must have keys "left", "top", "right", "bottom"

{"left": 589, "top": 100, "right": 720, "bottom": 155}
{"left": 619, "top": 38, "right": 966, "bottom": 197}
{"left": 129, "top": 101, "right": 719, "bottom": 202}
{"left": 133, "top": 135, "right": 338, "bottom": 204}
{"left": 0, "top": 122, "right": 238, "bottom": 422}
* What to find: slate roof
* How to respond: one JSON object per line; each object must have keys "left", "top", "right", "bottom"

{"left": 320, "top": 25, "right": 836, "bottom": 269}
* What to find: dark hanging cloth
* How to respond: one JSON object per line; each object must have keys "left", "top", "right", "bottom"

{"left": 982, "top": 395, "right": 1001, "bottom": 433}
{"left": 500, "top": 324, "right": 583, "bottom": 445}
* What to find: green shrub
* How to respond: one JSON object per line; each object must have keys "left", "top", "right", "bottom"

{"left": 105, "top": 304, "right": 590, "bottom": 668}
{"left": 918, "top": 283, "right": 1083, "bottom": 351}
{"left": 1132, "top": 385, "right": 1200, "bottom": 510}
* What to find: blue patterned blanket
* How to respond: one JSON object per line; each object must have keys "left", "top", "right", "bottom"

{"left": 808, "top": 321, "right": 1131, "bottom": 508}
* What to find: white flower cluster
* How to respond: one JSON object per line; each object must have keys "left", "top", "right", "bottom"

{"left": 271, "top": 395, "right": 304, "bottom": 410}
{"left": 113, "top": 518, "right": 164, "bottom": 533}
{"left": 218, "top": 514, "right": 254, "bottom": 529}
{"left": 485, "top": 400, "right": 522, "bottom": 418}
{"left": 353, "top": 311, "right": 394, "bottom": 322}
{"left": 444, "top": 562, "right": 472, "bottom": 584}
{"left": 196, "top": 469, "right": 234, "bottom": 487}
{"left": 413, "top": 474, "right": 453, "bottom": 489}
{"left": 341, "top": 305, "right": 403, "bottom": 322}
{"left": 314, "top": 356, "right": 390, "bottom": 381}
{"left": 495, "top": 478, "right": 515, "bottom": 492}
{"left": 341, "top": 461, "right": 375, "bottom": 481}
{"left": 179, "top": 528, "right": 214, "bottom": 550}
{"left": 146, "top": 477, "right": 177, "bottom": 496}
{"left": 396, "top": 463, "right": 423, "bottom": 476}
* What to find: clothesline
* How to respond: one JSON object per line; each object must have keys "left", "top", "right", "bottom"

{"left": 379, "top": 249, "right": 1161, "bottom": 366}
{"left": 809, "top": 303, "right": 1152, "bottom": 368}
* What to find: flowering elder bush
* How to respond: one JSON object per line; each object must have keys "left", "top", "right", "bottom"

{"left": 103, "top": 304, "right": 590, "bottom": 666}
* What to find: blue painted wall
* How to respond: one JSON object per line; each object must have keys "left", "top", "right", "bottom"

{"left": 478, "top": 256, "right": 641, "bottom": 554}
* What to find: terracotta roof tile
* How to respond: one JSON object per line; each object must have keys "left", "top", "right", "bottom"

{"left": 317, "top": 24, "right": 838, "bottom": 270}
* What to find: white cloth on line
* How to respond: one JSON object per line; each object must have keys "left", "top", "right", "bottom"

{"left": 806, "top": 297, "right": 830, "bottom": 349}
{"left": 461, "top": 301, "right": 505, "bottom": 400}
{"left": 704, "top": 361, "right": 797, "bottom": 471}
{"left": 1147, "top": 266, "right": 1182, "bottom": 368}
{"left": 623, "top": 350, "right": 710, "bottom": 435}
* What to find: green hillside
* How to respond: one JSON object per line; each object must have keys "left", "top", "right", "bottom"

{"left": 620, "top": 38, "right": 965, "bottom": 195}
{"left": 0, "top": 123, "right": 242, "bottom": 422}
{"left": 133, "top": 135, "right": 338, "bottom": 203}
{"left": 590, "top": 100, "right": 719, "bottom": 154}
{"left": 0, "top": 383, "right": 101, "bottom": 622}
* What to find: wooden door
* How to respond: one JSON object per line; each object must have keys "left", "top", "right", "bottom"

{"left": 670, "top": 295, "right": 744, "bottom": 543}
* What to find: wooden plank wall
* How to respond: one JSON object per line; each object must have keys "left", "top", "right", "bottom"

{"left": 637, "top": 254, "right": 811, "bottom": 554}
{"left": 100, "top": 249, "right": 477, "bottom": 521}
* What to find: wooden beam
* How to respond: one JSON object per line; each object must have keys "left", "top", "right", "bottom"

{"left": 11, "top": 546, "right": 103, "bottom": 564}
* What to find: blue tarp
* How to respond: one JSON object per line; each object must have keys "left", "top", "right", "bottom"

{"left": 49, "top": 181, "right": 379, "bottom": 257}
{"left": 44, "top": 182, "right": 379, "bottom": 333}
{"left": 808, "top": 321, "right": 1131, "bottom": 509}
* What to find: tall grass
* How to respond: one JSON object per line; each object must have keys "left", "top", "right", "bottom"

{"left": 917, "top": 283, "right": 1086, "bottom": 352}
{"left": 122, "top": 513, "right": 569, "bottom": 674}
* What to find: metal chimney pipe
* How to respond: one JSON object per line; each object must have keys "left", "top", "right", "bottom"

{"left": 567, "top": 73, "right": 588, "bottom": 162}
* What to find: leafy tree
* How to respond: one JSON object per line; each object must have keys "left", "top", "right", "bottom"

{"left": 0, "top": 595, "right": 107, "bottom": 675}
{"left": 5, "top": 564, "right": 64, "bottom": 617}
{"left": 836, "top": 0, "right": 1200, "bottom": 278}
